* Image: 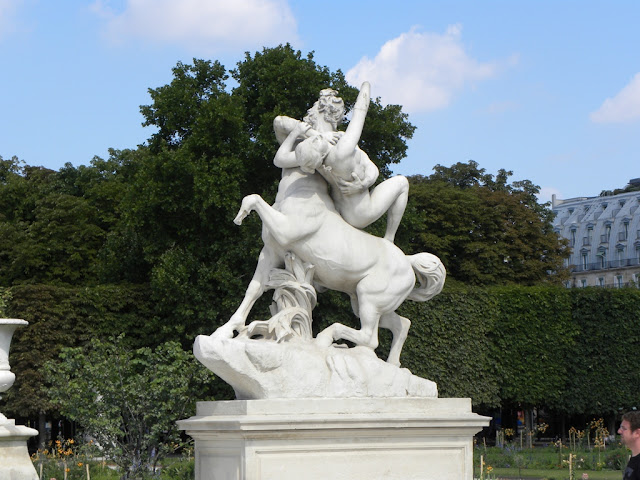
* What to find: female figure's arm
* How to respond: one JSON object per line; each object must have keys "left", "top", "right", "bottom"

{"left": 333, "top": 82, "right": 370, "bottom": 159}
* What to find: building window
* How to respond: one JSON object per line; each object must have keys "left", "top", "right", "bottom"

{"left": 598, "top": 277, "right": 605, "bottom": 287}
{"left": 599, "top": 253, "right": 606, "bottom": 269}
{"left": 616, "top": 275, "right": 623, "bottom": 288}
{"left": 587, "top": 226, "right": 593, "bottom": 245}
{"left": 571, "top": 229, "right": 577, "bottom": 247}
{"left": 582, "top": 253, "right": 588, "bottom": 269}
{"left": 581, "top": 279, "right": 587, "bottom": 288}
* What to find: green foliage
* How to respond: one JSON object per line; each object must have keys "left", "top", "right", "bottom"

{"left": 0, "top": 155, "right": 127, "bottom": 286}
{"left": 490, "top": 286, "right": 576, "bottom": 409}
{"left": 398, "top": 161, "right": 570, "bottom": 286}
{"left": 44, "top": 337, "right": 214, "bottom": 480}
{"left": 561, "top": 288, "right": 640, "bottom": 415}
{"left": 400, "top": 286, "right": 500, "bottom": 406}
{"left": 477, "top": 444, "right": 628, "bottom": 472}
{"left": 0, "top": 287, "right": 11, "bottom": 317}
{"left": 3, "top": 47, "right": 638, "bottom": 427}
{"left": 3, "top": 284, "right": 156, "bottom": 417}
{"left": 158, "top": 458, "right": 195, "bottom": 480}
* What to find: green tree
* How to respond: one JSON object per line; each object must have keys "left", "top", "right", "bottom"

{"left": 0, "top": 157, "right": 109, "bottom": 285}
{"left": 105, "top": 46, "right": 416, "bottom": 336}
{"left": 3, "top": 284, "right": 156, "bottom": 424}
{"left": 398, "top": 161, "right": 569, "bottom": 285}
{"left": 231, "top": 44, "right": 415, "bottom": 185}
{"left": 45, "top": 337, "right": 214, "bottom": 479}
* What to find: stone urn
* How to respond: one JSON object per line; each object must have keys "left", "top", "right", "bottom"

{"left": 0, "top": 319, "right": 28, "bottom": 399}
{"left": 0, "top": 319, "right": 38, "bottom": 480}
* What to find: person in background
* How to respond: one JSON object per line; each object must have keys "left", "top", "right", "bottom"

{"left": 619, "top": 411, "right": 640, "bottom": 479}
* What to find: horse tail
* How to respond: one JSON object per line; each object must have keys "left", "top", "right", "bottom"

{"left": 406, "top": 252, "right": 446, "bottom": 302}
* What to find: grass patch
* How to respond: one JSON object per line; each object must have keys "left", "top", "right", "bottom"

{"left": 480, "top": 467, "right": 622, "bottom": 479}
{"left": 474, "top": 443, "right": 628, "bottom": 480}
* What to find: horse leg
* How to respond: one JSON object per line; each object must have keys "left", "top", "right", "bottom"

{"left": 349, "top": 293, "right": 360, "bottom": 317}
{"left": 234, "top": 194, "right": 314, "bottom": 246}
{"left": 379, "top": 311, "right": 411, "bottom": 367}
{"left": 213, "top": 245, "right": 282, "bottom": 338}
{"left": 316, "top": 301, "right": 380, "bottom": 351}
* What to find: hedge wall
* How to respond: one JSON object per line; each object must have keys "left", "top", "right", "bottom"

{"left": 3, "top": 284, "right": 155, "bottom": 418}
{"left": 399, "top": 285, "right": 640, "bottom": 413}
{"left": 3, "top": 283, "right": 640, "bottom": 418}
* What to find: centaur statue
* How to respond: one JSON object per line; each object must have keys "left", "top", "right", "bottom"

{"left": 212, "top": 82, "right": 445, "bottom": 367}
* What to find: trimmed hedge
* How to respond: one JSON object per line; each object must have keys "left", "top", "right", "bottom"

{"left": 3, "top": 283, "right": 640, "bottom": 417}
{"left": 3, "top": 284, "right": 155, "bottom": 417}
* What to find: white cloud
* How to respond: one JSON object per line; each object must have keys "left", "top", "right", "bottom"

{"left": 590, "top": 73, "right": 640, "bottom": 124}
{"left": 91, "top": 0, "right": 298, "bottom": 54}
{"left": 0, "top": 0, "right": 23, "bottom": 39}
{"left": 346, "top": 25, "right": 506, "bottom": 113}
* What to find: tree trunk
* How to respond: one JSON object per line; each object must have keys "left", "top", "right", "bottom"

{"left": 38, "top": 411, "right": 46, "bottom": 450}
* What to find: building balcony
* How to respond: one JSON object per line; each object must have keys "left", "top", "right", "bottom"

{"left": 572, "top": 257, "right": 640, "bottom": 272}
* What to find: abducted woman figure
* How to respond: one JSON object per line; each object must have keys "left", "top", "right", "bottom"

{"left": 273, "top": 82, "right": 409, "bottom": 243}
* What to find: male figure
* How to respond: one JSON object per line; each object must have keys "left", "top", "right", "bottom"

{"left": 619, "top": 411, "right": 640, "bottom": 479}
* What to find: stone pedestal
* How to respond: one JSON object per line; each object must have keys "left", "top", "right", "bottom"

{"left": 0, "top": 319, "right": 39, "bottom": 480}
{"left": 0, "top": 417, "right": 39, "bottom": 480}
{"left": 178, "top": 397, "right": 489, "bottom": 480}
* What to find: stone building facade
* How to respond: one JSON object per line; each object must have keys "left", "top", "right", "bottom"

{"left": 552, "top": 186, "right": 640, "bottom": 288}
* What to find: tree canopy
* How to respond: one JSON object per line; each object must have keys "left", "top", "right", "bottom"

{"left": 0, "top": 45, "right": 585, "bottom": 441}
{"left": 397, "top": 161, "right": 569, "bottom": 285}
{"left": 0, "top": 45, "right": 419, "bottom": 337}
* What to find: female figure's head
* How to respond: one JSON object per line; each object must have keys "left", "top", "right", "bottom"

{"left": 295, "top": 135, "right": 330, "bottom": 173}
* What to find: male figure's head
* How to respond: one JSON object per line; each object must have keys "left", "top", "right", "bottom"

{"left": 304, "top": 89, "right": 345, "bottom": 131}
{"left": 619, "top": 411, "right": 640, "bottom": 455}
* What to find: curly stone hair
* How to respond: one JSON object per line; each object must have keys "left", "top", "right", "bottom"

{"left": 303, "top": 88, "right": 345, "bottom": 129}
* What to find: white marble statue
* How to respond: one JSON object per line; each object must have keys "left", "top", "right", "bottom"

{"left": 198, "top": 82, "right": 444, "bottom": 399}
{"left": 211, "top": 82, "right": 445, "bottom": 367}
{"left": 185, "top": 86, "right": 487, "bottom": 475}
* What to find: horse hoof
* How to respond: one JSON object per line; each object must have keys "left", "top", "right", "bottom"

{"left": 314, "top": 332, "right": 334, "bottom": 348}
{"left": 233, "top": 212, "right": 247, "bottom": 225}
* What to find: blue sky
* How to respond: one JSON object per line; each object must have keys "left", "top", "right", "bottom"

{"left": 1, "top": 0, "right": 639, "bottom": 203}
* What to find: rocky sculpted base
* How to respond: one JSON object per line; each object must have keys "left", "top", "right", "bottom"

{"left": 194, "top": 333, "right": 437, "bottom": 399}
